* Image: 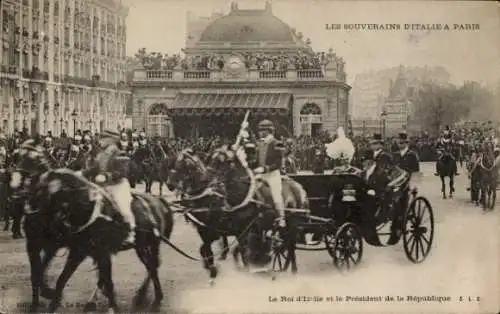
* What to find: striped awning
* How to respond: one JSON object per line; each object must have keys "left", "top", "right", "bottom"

{"left": 168, "top": 93, "right": 291, "bottom": 116}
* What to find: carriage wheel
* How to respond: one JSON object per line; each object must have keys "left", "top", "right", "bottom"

{"left": 327, "top": 222, "right": 363, "bottom": 271}
{"left": 403, "top": 196, "right": 434, "bottom": 263}
{"left": 270, "top": 235, "right": 291, "bottom": 272}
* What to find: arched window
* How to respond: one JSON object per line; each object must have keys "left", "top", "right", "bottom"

{"left": 299, "top": 102, "right": 323, "bottom": 137}
{"left": 300, "top": 102, "right": 322, "bottom": 115}
{"left": 148, "top": 103, "right": 170, "bottom": 137}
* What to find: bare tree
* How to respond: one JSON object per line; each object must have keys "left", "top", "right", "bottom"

{"left": 412, "top": 82, "right": 472, "bottom": 135}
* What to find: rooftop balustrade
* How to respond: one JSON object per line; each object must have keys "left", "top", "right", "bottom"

{"left": 132, "top": 68, "right": 346, "bottom": 83}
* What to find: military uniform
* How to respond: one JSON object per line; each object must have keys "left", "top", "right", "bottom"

{"left": 88, "top": 130, "right": 135, "bottom": 246}
{"left": 254, "top": 120, "right": 286, "bottom": 227}
{"left": 435, "top": 129, "right": 458, "bottom": 176}
{"left": 364, "top": 133, "right": 395, "bottom": 191}
{"left": 393, "top": 132, "right": 420, "bottom": 174}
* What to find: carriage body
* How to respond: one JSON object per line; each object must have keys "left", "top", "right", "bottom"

{"left": 282, "top": 166, "right": 434, "bottom": 271}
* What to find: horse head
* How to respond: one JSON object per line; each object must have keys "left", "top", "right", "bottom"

{"left": 9, "top": 140, "right": 54, "bottom": 198}
{"left": 37, "top": 169, "right": 123, "bottom": 240}
{"left": 166, "top": 148, "right": 209, "bottom": 193}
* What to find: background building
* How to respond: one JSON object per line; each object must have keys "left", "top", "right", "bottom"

{"left": 131, "top": 2, "right": 350, "bottom": 139}
{"left": 0, "top": 0, "right": 130, "bottom": 136}
{"left": 350, "top": 65, "right": 450, "bottom": 119}
{"left": 350, "top": 65, "right": 451, "bottom": 136}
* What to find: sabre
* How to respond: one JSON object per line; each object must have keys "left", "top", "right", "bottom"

{"left": 233, "top": 110, "right": 250, "bottom": 149}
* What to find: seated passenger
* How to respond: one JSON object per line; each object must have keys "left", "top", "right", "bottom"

{"left": 325, "top": 126, "right": 355, "bottom": 170}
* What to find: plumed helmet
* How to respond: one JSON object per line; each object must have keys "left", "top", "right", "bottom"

{"left": 258, "top": 119, "right": 275, "bottom": 132}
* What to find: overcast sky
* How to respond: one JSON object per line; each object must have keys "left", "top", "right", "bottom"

{"left": 123, "top": 0, "right": 499, "bottom": 86}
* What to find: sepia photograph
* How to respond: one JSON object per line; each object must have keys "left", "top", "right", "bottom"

{"left": 0, "top": 0, "right": 499, "bottom": 313}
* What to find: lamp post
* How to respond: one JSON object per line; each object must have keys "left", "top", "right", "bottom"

{"left": 71, "top": 109, "right": 78, "bottom": 136}
{"left": 22, "top": 100, "right": 29, "bottom": 132}
{"left": 380, "top": 109, "right": 387, "bottom": 139}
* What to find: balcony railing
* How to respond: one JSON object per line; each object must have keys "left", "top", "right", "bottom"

{"left": 134, "top": 68, "right": 345, "bottom": 83}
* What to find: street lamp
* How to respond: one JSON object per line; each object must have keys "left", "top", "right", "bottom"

{"left": 380, "top": 109, "right": 388, "bottom": 138}
{"left": 71, "top": 109, "right": 78, "bottom": 136}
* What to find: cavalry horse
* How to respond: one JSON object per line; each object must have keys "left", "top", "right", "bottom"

{"left": 166, "top": 148, "right": 308, "bottom": 283}
{"left": 435, "top": 143, "right": 458, "bottom": 199}
{"left": 10, "top": 141, "right": 175, "bottom": 313}
{"left": 132, "top": 142, "right": 174, "bottom": 195}
{"left": 470, "top": 142, "right": 498, "bottom": 210}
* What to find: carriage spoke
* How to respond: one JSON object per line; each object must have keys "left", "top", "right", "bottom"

{"left": 420, "top": 233, "right": 430, "bottom": 247}
{"left": 409, "top": 234, "right": 417, "bottom": 254}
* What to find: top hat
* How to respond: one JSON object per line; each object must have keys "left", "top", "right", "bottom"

{"left": 398, "top": 132, "right": 408, "bottom": 142}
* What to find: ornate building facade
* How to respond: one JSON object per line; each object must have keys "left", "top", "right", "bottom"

{"left": 131, "top": 2, "right": 350, "bottom": 139}
{"left": 0, "top": 0, "right": 129, "bottom": 136}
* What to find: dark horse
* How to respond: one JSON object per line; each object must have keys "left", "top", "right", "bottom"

{"left": 10, "top": 143, "right": 175, "bottom": 313}
{"left": 132, "top": 143, "right": 174, "bottom": 195}
{"left": 167, "top": 148, "right": 308, "bottom": 283}
{"left": 435, "top": 145, "right": 458, "bottom": 199}
{"left": 475, "top": 142, "right": 498, "bottom": 210}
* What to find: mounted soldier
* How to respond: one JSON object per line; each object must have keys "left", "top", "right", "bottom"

{"left": 253, "top": 119, "right": 286, "bottom": 228}
{"left": 435, "top": 126, "right": 459, "bottom": 176}
{"left": 131, "top": 131, "right": 140, "bottom": 153}
{"left": 118, "top": 131, "right": 130, "bottom": 153}
{"left": 66, "top": 133, "right": 82, "bottom": 165}
{"left": 81, "top": 133, "right": 93, "bottom": 154}
{"left": 43, "top": 134, "right": 57, "bottom": 159}
{"left": 84, "top": 130, "right": 135, "bottom": 247}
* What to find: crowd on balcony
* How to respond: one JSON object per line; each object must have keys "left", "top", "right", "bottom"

{"left": 134, "top": 48, "right": 344, "bottom": 72}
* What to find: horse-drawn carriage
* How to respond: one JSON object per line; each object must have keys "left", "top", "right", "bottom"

{"left": 270, "top": 166, "right": 434, "bottom": 272}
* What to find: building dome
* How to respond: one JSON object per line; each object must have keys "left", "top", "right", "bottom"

{"left": 199, "top": 7, "right": 294, "bottom": 43}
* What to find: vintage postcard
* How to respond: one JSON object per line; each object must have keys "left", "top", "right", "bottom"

{"left": 0, "top": 0, "right": 498, "bottom": 313}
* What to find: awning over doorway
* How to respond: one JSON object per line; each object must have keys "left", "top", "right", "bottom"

{"left": 167, "top": 93, "right": 291, "bottom": 116}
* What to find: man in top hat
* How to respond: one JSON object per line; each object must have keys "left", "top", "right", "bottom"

{"left": 253, "top": 119, "right": 286, "bottom": 228}
{"left": 394, "top": 131, "right": 420, "bottom": 174}
{"left": 86, "top": 130, "right": 135, "bottom": 247}
{"left": 394, "top": 131, "right": 421, "bottom": 186}
{"left": 362, "top": 133, "right": 397, "bottom": 232}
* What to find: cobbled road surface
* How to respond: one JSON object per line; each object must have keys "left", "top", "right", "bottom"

{"left": 0, "top": 163, "right": 498, "bottom": 313}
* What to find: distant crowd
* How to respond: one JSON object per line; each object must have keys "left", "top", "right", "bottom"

{"left": 134, "top": 49, "right": 343, "bottom": 72}
{"left": 2, "top": 121, "right": 497, "bottom": 171}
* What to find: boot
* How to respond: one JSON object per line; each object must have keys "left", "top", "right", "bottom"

{"left": 122, "top": 227, "right": 135, "bottom": 249}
